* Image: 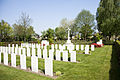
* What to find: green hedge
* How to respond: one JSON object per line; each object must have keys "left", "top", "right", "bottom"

{"left": 114, "top": 40, "right": 120, "bottom": 64}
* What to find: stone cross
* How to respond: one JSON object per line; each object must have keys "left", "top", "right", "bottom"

{"left": 67, "top": 27, "right": 71, "bottom": 40}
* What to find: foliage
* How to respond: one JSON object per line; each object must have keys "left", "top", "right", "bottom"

{"left": 0, "top": 20, "right": 13, "bottom": 42}
{"left": 55, "top": 27, "right": 66, "bottom": 40}
{"left": 41, "top": 28, "right": 54, "bottom": 43}
{"left": 96, "top": 0, "right": 120, "bottom": 39}
{"left": 75, "top": 10, "right": 95, "bottom": 41}
{"left": 13, "top": 13, "right": 35, "bottom": 41}
{"left": 56, "top": 71, "right": 62, "bottom": 76}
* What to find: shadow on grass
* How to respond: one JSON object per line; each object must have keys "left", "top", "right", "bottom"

{"left": 109, "top": 44, "right": 120, "bottom": 80}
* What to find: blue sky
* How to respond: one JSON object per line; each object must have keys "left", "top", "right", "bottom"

{"left": 0, "top": 0, "right": 100, "bottom": 35}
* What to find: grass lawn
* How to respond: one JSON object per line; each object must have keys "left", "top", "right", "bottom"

{"left": 0, "top": 45, "right": 120, "bottom": 80}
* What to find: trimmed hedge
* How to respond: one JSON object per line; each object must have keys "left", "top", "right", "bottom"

{"left": 114, "top": 40, "right": 120, "bottom": 64}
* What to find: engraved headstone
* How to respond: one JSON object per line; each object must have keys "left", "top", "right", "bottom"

{"left": 45, "top": 58, "right": 53, "bottom": 76}
{"left": 91, "top": 45, "right": 94, "bottom": 51}
{"left": 56, "top": 50, "right": 61, "bottom": 61}
{"left": 63, "top": 51, "right": 68, "bottom": 61}
{"left": 43, "top": 49, "right": 47, "bottom": 59}
{"left": 31, "top": 56, "right": 38, "bottom": 72}
{"left": 37, "top": 48, "right": 41, "bottom": 58}
{"left": 11, "top": 53, "right": 16, "bottom": 67}
{"left": 81, "top": 45, "right": 84, "bottom": 51}
{"left": 70, "top": 51, "right": 76, "bottom": 62}
{"left": 76, "top": 45, "right": 79, "bottom": 50}
{"left": 20, "top": 54, "right": 26, "bottom": 69}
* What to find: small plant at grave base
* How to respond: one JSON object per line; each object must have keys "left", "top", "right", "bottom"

{"left": 56, "top": 71, "right": 61, "bottom": 76}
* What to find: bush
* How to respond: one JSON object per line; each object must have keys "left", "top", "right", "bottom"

{"left": 56, "top": 71, "right": 61, "bottom": 76}
{"left": 103, "top": 40, "right": 114, "bottom": 45}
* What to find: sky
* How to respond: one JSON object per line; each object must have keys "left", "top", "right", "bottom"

{"left": 0, "top": 0, "right": 100, "bottom": 35}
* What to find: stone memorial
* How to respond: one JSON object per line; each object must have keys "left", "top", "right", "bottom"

{"left": 70, "top": 51, "right": 76, "bottom": 62}
{"left": 76, "top": 45, "right": 79, "bottom": 50}
{"left": 11, "top": 53, "right": 16, "bottom": 67}
{"left": 19, "top": 48, "right": 21, "bottom": 55}
{"left": 55, "top": 44, "right": 58, "bottom": 49}
{"left": 37, "top": 48, "right": 41, "bottom": 58}
{"left": 32, "top": 48, "right": 35, "bottom": 57}
{"left": 27, "top": 47, "right": 30, "bottom": 57}
{"left": 8, "top": 44, "right": 11, "bottom": 54}
{"left": 20, "top": 54, "right": 26, "bottom": 69}
{"left": 4, "top": 51, "right": 8, "bottom": 65}
{"left": 45, "top": 58, "right": 53, "bottom": 76}
{"left": 56, "top": 50, "right": 61, "bottom": 61}
{"left": 0, "top": 52, "right": 1, "bottom": 63}
{"left": 81, "top": 45, "right": 84, "bottom": 51}
{"left": 22, "top": 48, "right": 26, "bottom": 55}
{"left": 43, "top": 49, "right": 47, "bottom": 59}
{"left": 15, "top": 47, "right": 18, "bottom": 54}
{"left": 91, "top": 45, "right": 94, "bottom": 51}
{"left": 31, "top": 56, "right": 38, "bottom": 72}
{"left": 49, "top": 50, "right": 54, "bottom": 60}
{"left": 63, "top": 51, "right": 68, "bottom": 61}
{"left": 85, "top": 47, "right": 89, "bottom": 54}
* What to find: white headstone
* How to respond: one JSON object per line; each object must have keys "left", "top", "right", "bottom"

{"left": 85, "top": 47, "right": 89, "bottom": 54}
{"left": 12, "top": 44, "right": 14, "bottom": 53}
{"left": 68, "top": 45, "right": 74, "bottom": 51}
{"left": 19, "top": 48, "right": 21, "bottom": 55}
{"left": 63, "top": 51, "right": 68, "bottom": 61}
{"left": 56, "top": 50, "right": 61, "bottom": 61}
{"left": 55, "top": 44, "right": 58, "bottom": 49}
{"left": 31, "top": 56, "right": 38, "bottom": 72}
{"left": 49, "top": 50, "right": 54, "bottom": 60}
{"left": 70, "top": 51, "right": 76, "bottom": 62}
{"left": 0, "top": 52, "right": 1, "bottom": 63}
{"left": 4, "top": 51, "right": 8, "bottom": 65}
{"left": 16, "top": 44, "right": 18, "bottom": 48}
{"left": 27, "top": 47, "right": 30, "bottom": 57}
{"left": 8, "top": 44, "right": 11, "bottom": 54}
{"left": 20, "top": 54, "right": 26, "bottom": 69}
{"left": 86, "top": 45, "right": 89, "bottom": 50}
{"left": 43, "top": 49, "right": 47, "bottom": 59}
{"left": 15, "top": 47, "right": 18, "bottom": 54}
{"left": 45, "top": 58, "right": 53, "bottom": 76}
{"left": 37, "top": 48, "right": 41, "bottom": 58}
{"left": 91, "top": 45, "right": 94, "bottom": 51}
{"left": 76, "top": 45, "right": 79, "bottom": 50}
{"left": 81, "top": 45, "right": 84, "bottom": 51}
{"left": 11, "top": 53, "right": 16, "bottom": 67}
{"left": 32, "top": 48, "right": 35, "bottom": 57}
{"left": 63, "top": 45, "right": 66, "bottom": 50}
{"left": 22, "top": 48, "right": 26, "bottom": 55}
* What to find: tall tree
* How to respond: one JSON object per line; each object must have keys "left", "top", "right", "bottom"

{"left": 114, "top": 0, "right": 120, "bottom": 38}
{"left": 75, "top": 10, "right": 95, "bottom": 41}
{"left": 0, "top": 20, "right": 13, "bottom": 41}
{"left": 55, "top": 27, "right": 66, "bottom": 40}
{"left": 96, "top": 0, "right": 115, "bottom": 40}
{"left": 13, "top": 12, "right": 34, "bottom": 41}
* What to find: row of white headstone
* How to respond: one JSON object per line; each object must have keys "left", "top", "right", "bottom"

{"left": 0, "top": 44, "right": 95, "bottom": 62}
{"left": 21, "top": 43, "right": 94, "bottom": 51}
{"left": 0, "top": 48, "right": 53, "bottom": 76}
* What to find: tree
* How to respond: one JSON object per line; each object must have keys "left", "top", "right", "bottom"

{"left": 55, "top": 27, "right": 66, "bottom": 40}
{"left": 75, "top": 10, "right": 95, "bottom": 41}
{"left": 13, "top": 12, "right": 35, "bottom": 41}
{"left": 26, "top": 26, "right": 35, "bottom": 41}
{"left": 41, "top": 28, "right": 54, "bottom": 43}
{"left": 96, "top": 0, "right": 115, "bottom": 40}
{"left": 114, "top": 0, "right": 120, "bottom": 38}
{"left": 0, "top": 20, "right": 13, "bottom": 42}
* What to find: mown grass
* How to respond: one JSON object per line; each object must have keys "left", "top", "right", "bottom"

{"left": 0, "top": 45, "right": 116, "bottom": 80}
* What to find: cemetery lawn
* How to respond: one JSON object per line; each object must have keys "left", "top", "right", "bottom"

{"left": 0, "top": 45, "right": 118, "bottom": 80}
